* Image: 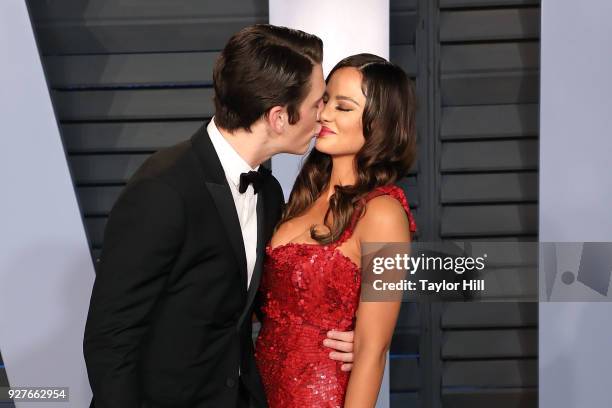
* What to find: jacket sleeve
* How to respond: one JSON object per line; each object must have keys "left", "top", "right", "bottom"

{"left": 83, "top": 178, "right": 185, "bottom": 408}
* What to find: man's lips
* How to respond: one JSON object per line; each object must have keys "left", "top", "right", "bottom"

{"left": 318, "top": 126, "right": 336, "bottom": 137}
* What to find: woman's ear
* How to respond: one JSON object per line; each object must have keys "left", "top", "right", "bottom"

{"left": 266, "top": 105, "right": 286, "bottom": 134}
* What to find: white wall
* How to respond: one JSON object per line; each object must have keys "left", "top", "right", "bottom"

{"left": 0, "top": 1, "right": 95, "bottom": 406}
{"left": 539, "top": 0, "right": 612, "bottom": 406}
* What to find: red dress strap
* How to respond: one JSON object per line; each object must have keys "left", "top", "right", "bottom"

{"left": 332, "top": 184, "right": 417, "bottom": 247}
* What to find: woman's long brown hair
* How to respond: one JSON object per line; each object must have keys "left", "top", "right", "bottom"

{"left": 278, "top": 53, "right": 417, "bottom": 244}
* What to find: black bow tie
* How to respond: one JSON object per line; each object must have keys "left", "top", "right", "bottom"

{"left": 238, "top": 170, "right": 265, "bottom": 194}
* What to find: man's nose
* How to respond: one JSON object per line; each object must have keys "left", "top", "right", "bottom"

{"left": 318, "top": 101, "right": 331, "bottom": 123}
{"left": 316, "top": 100, "right": 324, "bottom": 119}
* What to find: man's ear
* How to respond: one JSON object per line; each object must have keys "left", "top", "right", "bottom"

{"left": 266, "top": 105, "right": 286, "bottom": 134}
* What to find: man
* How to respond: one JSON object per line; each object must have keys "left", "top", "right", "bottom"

{"left": 84, "top": 24, "right": 354, "bottom": 408}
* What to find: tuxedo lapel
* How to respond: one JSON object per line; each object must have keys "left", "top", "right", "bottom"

{"left": 205, "top": 183, "right": 248, "bottom": 288}
{"left": 191, "top": 125, "right": 248, "bottom": 289}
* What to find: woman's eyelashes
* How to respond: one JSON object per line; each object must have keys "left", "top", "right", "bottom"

{"left": 323, "top": 96, "right": 352, "bottom": 112}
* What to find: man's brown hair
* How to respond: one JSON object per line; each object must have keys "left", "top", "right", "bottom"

{"left": 212, "top": 24, "right": 323, "bottom": 131}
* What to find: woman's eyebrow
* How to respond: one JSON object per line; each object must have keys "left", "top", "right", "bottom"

{"left": 336, "top": 95, "right": 360, "bottom": 106}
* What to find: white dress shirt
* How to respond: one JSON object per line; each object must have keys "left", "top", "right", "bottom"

{"left": 207, "top": 117, "right": 258, "bottom": 289}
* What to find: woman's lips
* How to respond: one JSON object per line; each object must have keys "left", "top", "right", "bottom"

{"left": 318, "top": 126, "right": 336, "bottom": 137}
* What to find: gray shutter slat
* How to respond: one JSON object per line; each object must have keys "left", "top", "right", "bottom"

{"left": 0, "top": 367, "right": 8, "bottom": 386}
{"left": 63, "top": 122, "right": 199, "bottom": 153}
{"left": 70, "top": 154, "right": 150, "bottom": 184}
{"left": 457, "top": 240, "right": 538, "bottom": 267}
{"left": 441, "top": 140, "right": 538, "bottom": 172}
{"left": 29, "top": 0, "right": 268, "bottom": 20}
{"left": 441, "top": 70, "right": 539, "bottom": 106}
{"left": 441, "top": 0, "right": 539, "bottom": 8}
{"left": 390, "top": 11, "right": 418, "bottom": 44}
{"left": 442, "top": 329, "right": 537, "bottom": 359}
{"left": 440, "top": 8, "right": 540, "bottom": 42}
{"left": 54, "top": 89, "right": 214, "bottom": 121}
{"left": 36, "top": 18, "right": 266, "bottom": 55}
{"left": 441, "top": 173, "right": 538, "bottom": 203}
{"left": 91, "top": 249, "right": 102, "bottom": 261}
{"left": 442, "top": 303, "right": 538, "bottom": 328}
{"left": 441, "top": 204, "right": 538, "bottom": 237}
{"left": 442, "top": 42, "right": 539, "bottom": 73}
{"left": 441, "top": 104, "right": 539, "bottom": 140}
{"left": 390, "top": 358, "right": 421, "bottom": 391}
{"left": 443, "top": 360, "right": 538, "bottom": 387}
{"left": 451, "top": 237, "right": 536, "bottom": 243}
{"left": 78, "top": 186, "right": 124, "bottom": 216}
{"left": 391, "top": 330, "right": 420, "bottom": 354}
{"left": 390, "top": 45, "right": 418, "bottom": 77}
{"left": 442, "top": 388, "right": 537, "bottom": 408}
{"left": 472, "top": 266, "right": 538, "bottom": 300}
{"left": 391, "top": 0, "right": 418, "bottom": 10}
{"left": 85, "top": 217, "right": 107, "bottom": 248}
{"left": 46, "top": 53, "right": 218, "bottom": 88}
{"left": 390, "top": 392, "right": 420, "bottom": 408}
{"left": 396, "top": 303, "right": 421, "bottom": 329}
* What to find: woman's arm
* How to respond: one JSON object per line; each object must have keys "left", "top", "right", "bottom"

{"left": 343, "top": 195, "right": 411, "bottom": 408}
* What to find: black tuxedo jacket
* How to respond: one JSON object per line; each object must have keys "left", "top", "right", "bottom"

{"left": 83, "top": 124, "right": 284, "bottom": 408}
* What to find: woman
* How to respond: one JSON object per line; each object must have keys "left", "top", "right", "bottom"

{"left": 255, "top": 54, "right": 417, "bottom": 407}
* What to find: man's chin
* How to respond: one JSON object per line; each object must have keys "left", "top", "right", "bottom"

{"left": 293, "top": 138, "right": 315, "bottom": 155}
{"left": 287, "top": 148, "right": 308, "bottom": 156}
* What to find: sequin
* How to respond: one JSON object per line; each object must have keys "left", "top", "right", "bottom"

{"left": 255, "top": 185, "right": 416, "bottom": 408}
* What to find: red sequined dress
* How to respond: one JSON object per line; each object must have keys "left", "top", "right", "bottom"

{"left": 255, "top": 185, "right": 417, "bottom": 408}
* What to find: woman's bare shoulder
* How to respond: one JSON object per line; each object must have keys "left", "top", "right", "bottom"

{"left": 356, "top": 195, "right": 411, "bottom": 242}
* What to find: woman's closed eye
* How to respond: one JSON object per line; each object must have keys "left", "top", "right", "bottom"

{"left": 322, "top": 94, "right": 353, "bottom": 111}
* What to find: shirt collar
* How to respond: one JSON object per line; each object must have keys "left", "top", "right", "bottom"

{"left": 207, "top": 117, "right": 259, "bottom": 189}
